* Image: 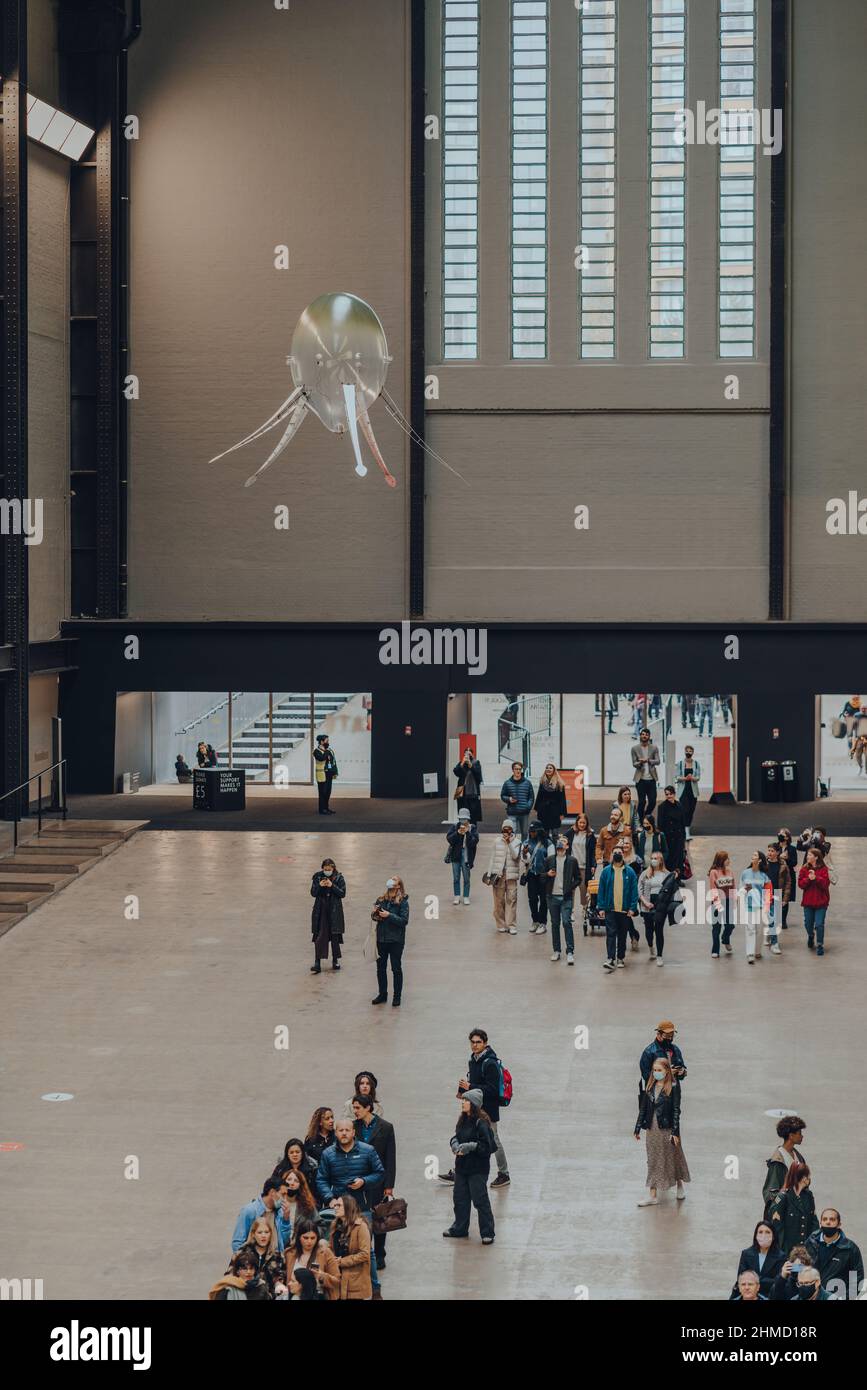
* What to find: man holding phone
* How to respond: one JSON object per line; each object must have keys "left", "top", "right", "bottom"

{"left": 639, "top": 1021, "right": 687, "bottom": 1090}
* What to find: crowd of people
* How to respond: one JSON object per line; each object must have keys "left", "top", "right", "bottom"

{"left": 731, "top": 1114, "right": 864, "bottom": 1302}
{"left": 211, "top": 1031, "right": 513, "bottom": 1299}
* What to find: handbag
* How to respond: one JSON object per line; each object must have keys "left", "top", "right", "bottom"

{"left": 482, "top": 870, "right": 503, "bottom": 887}
{"left": 372, "top": 1196, "right": 408, "bottom": 1234}
{"left": 681, "top": 856, "right": 693, "bottom": 881}
{"left": 831, "top": 718, "right": 846, "bottom": 739}
{"left": 453, "top": 784, "right": 463, "bottom": 801}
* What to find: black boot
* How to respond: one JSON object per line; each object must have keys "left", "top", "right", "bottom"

{"left": 310, "top": 962, "right": 321, "bottom": 974}
{"left": 371, "top": 994, "right": 387, "bottom": 1005}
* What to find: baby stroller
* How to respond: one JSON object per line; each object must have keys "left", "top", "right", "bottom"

{"left": 582, "top": 876, "right": 605, "bottom": 936}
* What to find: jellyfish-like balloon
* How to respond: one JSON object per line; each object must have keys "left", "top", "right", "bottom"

{"left": 209, "top": 291, "right": 465, "bottom": 489}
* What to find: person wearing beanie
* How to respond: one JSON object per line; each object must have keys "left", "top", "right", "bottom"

{"left": 484, "top": 821, "right": 521, "bottom": 935}
{"left": 597, "top": 849, "right": 639, "bottom": 971}
{"left": 442, "top": 1090, "right": 497, "bottom": 1245}
{"left": 446, "top": 809, "right": 479, "bottom": 906}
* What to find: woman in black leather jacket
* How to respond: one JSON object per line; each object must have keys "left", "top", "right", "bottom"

{"left": 633, "top": 1055, "right": 691, "bottom": 1207}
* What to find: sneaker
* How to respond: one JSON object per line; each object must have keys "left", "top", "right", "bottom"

{"left": 676, "top": 1184, "right": 686, "bottom": 1201}
{"left": 711, "top": 952, "right": 720, "bottom": 959}
{"left": 438, "top": 1170, "right": 456, "bottom": 1184}
{"left": 332, "top": 961, "right": 341, "bottom": 970}
{"left": 497, "top": 927, "right": 507, "bottom": 934}
{"left": 616, "top": 960, "right": 625, "bottom": 969}
{"left": 723, "top": 944, "right": 733, "bottom": 955}
{"left": 817, "top": 945, "right": 825, "bottom": 956}
{"left": 490, "top": 1174, "right": 510, "bottom": 1188}
{"left": 535, "top": 924, "right": 547, "bottom": 935}
{"left": 481, "top": 1236, "right": 495, "bottom": 1245}
{"left": 637, "top": 1196, "right": 659, "bottom": 1207}
{"left": 649, "top": 948, "right": 656, "bottom": 959}
{"left": 747, "top": 954, "right": 755, "bottom": 964}
{"left": 453, "top": 897, "right": 461, "bottom": 906}
{"left": 603, "top": 959, "right": 615, "bottom": 972}
{"left": 630, "top": 938, "right": 639, "bottom": 952}
{"left": 566, "top": 952, "right": 574, "bottom": 965}
{"left": 442, "top": 1229, "right": 468, "bottom": 1238}
{"left": 770, "top": 944, "right": 782, "bottom": 955}
{"left": 656, "top": 957, "right": 664, "bottom": 967}
{"left": 550, "top": 951, "right": 561, "bottom": 962}
{"left": 463, "top": 897, "right": 471, "bottom": 905}
{"left": 508, "top": 927, "right": 517, "bottom": 935}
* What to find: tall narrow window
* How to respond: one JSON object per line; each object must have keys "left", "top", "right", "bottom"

{"left": 578, "top": 0, "right": 616, "bottom": 359}
{"left": 511, "top": 0, "right": 548, "bottom": 359}
{"left": 719, "top": 0, "right": 756, "bottom": 357}
{"left": 649, "top": 0, "right": 686, "bottom": 358}
{"left": 442, "top": 0, "right": 480, "bottom": 360}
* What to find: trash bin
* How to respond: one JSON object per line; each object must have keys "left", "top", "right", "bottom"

{"left": 780, "top": 760, "right": 798, "bottom": 802}
{"left": 760, "top": 760, "right": 781, "bottom": 802}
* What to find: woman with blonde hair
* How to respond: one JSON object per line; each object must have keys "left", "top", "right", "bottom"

{"left": 370, "top": 874, "right": 409, "bottom": 1007}
{"left": 534, "top": 764, "right": 567, "bottom": 835}
{"left": 237, "top": 1215, "right": 287, "bottom": 1299}
{"left": 633, "top": 1054, "right": 690, "bottom": 1207}
{"left": 329, "top": 1194, "right": 373, "bottom": 1300}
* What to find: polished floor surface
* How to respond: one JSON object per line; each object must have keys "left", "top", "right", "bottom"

{"left": 1, "top": 831, "right": 863, "bottom": 1300}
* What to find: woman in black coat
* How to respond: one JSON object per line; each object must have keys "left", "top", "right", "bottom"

{"left": 453, "top": 747, "right": 483, "bottom": 825}
{"left": 534, "top": 765, "right": 568, "bottom": 835}
{"left": 730, "top": 1220, "right": 786, "bottom": 1299}
{"left": 442, "top": 1092, "right": 497, "bottom": 1244}
{"left": 310, "top": 858, "right": 346, "bottom": 974}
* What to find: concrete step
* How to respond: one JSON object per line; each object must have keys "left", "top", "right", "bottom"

{"left": 0, "top": 870, "right": 76, "bottom": 891}
{"left": 15, "top": 847, "right": 101, "bottom": 865}
{"left": 0, "top": 913, "right": 25, "bottom": 938}
{"left": 2, "top": 855, "right": 91, "bottom": 874}
{"left": 33, "top": 836, "right": 119, "bottom": 854}
{"left": 39, "top": 819, "right": 148, "bottom": 839}
{"left": 0, "top": 890, "right": 53, "bottom": 913}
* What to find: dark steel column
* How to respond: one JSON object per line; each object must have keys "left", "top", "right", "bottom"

{"left": 768, "top": 0, "right": 789, "bottom": 619}
{"left": 1, "top": 0, "right": 29, "bottom": 814}
{"left": 408, "top": 0, "right": 426, "bottom": 618}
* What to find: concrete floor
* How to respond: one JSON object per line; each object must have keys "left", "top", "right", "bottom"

{"left": 0, "top": 830, "right": 863, "bottom": 1301}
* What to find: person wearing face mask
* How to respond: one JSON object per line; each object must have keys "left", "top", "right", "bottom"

{"left": 597, "top": 848, "right": 639, "bottom": 972}
{"left": 279, "top": 1169, "right": 319, "bottom": 1231}
{"left": 731, "top": 1221, "right": 785, "bottom": 1299}
{"left": 647, "top": 866, "right": 682, "bottom": 967}
{"left": 763, "top": 1115, "right": 806, "bottom": 1216}
{"left": 485, "top": 821, "right": 521, "bottom": 935}
{"left": 676, "top": 746, "right": 701, "bottom": 841}
{"left": 370, "top": 875, "right": 409, "bottom": 1007}
{"left": 446, "top": 809, "right": 479, "bottom": 906}
{"left": 637, "top": 852, "right": 667, "bottom": 963}
{"left": 639, "top": 1021, "right": 687, "bottom": 1089}
{"left": 521, "top": 820, "right": 553, "bottom": 936}
{"left": 635, "top": 815, "right": 668, "bottom": 871}
{"left": 633, "top": 1055, "right": 689, "bottom": 1206}
{"left": 656, "top": 786, "right": 687, "bottom": 873}
{"left": 730, "top": 1270, "right": 766, "bottom": 1301}
{"left": 739, "top": 850, "right": 771, "bottom": 964}
{"left": 595, "top": 806, "right": 634, "bottom": 869}
{"left": 791, "top": 1266, "right": 836, "bottom": 1302}
{"left": 769, "top": 1244, "right": 811, "bottom": 1302}
{"left": 453, "top": 745, "right": 483, "bottom": 825}
{"left": 631, "top": 727, "right": 660, "bottom": 822}
{"left": 805, "top": 1208, "right": 864, "bottom": 1300}
{"left": 309, "top": 857, "right": 346, "bottom": 974}
{"left": 546, "top": 833, "right": 581, "bottom": 965}
{"left": 768, "top": 1162, "right": 818, "bottom": 1253}
{"left": 798, "top": 847, "right": 831, "bottom": 957}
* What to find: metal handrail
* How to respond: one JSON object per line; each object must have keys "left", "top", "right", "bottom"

{"left": 174, "top": 694, "right": 241, "bottom": 736}
{"left": 0, "top": 758, "right": 68, "bottom": 848}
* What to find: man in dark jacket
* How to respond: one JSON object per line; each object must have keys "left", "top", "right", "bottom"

{"left": 316, "top": 1117, "right": 386, "bottom": 1295}
{"left": 439, "top": 1027, "right": 510, "bottom": 1189}
{"left": 805, "top": 1210, "right": 864, "bottom": 1300}
{"left": 657, "top": 786, "right": 687, "bottom": 872}
{"left": 545, "top": 834, "right": 581, "bottom": 964}
{"left": 639, "top": 1021, "right": 687, "bottom": 1090}
{"left": 313, "top": 733, "right": 338, "bottom": 815}
{"left": 500, "top": 761, "right": 534, "bottom": 838}
{"left": 352, "top": 1095, "right": 397, "bottom": 1272}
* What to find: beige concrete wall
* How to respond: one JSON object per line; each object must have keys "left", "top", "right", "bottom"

{"left": 426, "top": 411, "right": 768, "bottom": 621}
{"left": 789, "top": 0, "right": 867, "bottom": 619}
{"left": 28, "top": 143, "right": 69, "bottom": 641}
{"left": 424, "top": 0, "right": 772, "bottom": 621}
{"left": 126, "top": 0, "right": 410, "bottom": 621}
{"left": 28, "top": 673, "right": 59, "bottom": 781}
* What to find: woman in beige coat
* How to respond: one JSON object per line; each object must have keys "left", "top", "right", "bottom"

{"left": 329, "top": 1194, "right": 372, "bottom": 1300}
{"left": 286, "top": 1218, "right": 340, "bottom": 1300}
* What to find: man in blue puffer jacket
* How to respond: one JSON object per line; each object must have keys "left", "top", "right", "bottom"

{"left": 500, "top": 761, "right": 535, "bottom": 838}
{"left": 597, "top": 849, "right": 639, "bottom": 972}
{"left": 316, "top": 1117, "right": 387, "bottom": 1294}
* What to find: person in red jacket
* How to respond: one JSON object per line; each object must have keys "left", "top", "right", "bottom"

{"left": 798, "top": 848, "right": 831, "bottom": 957}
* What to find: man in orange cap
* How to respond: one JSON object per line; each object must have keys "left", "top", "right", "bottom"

{"left": 639, "top": 1020, "right": 687, "bottom": 1092}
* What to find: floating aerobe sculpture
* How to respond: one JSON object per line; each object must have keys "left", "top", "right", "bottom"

{"left": 209, "top": 291, "right": 465, "bottom": 488}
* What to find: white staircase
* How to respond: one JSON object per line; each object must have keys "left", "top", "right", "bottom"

{"left": 223, "top": 694, "right": 355, "bottom": 780}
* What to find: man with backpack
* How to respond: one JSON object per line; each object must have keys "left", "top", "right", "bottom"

{"left": 439, "top": 1028, "right": 512, "bottom": 1189}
